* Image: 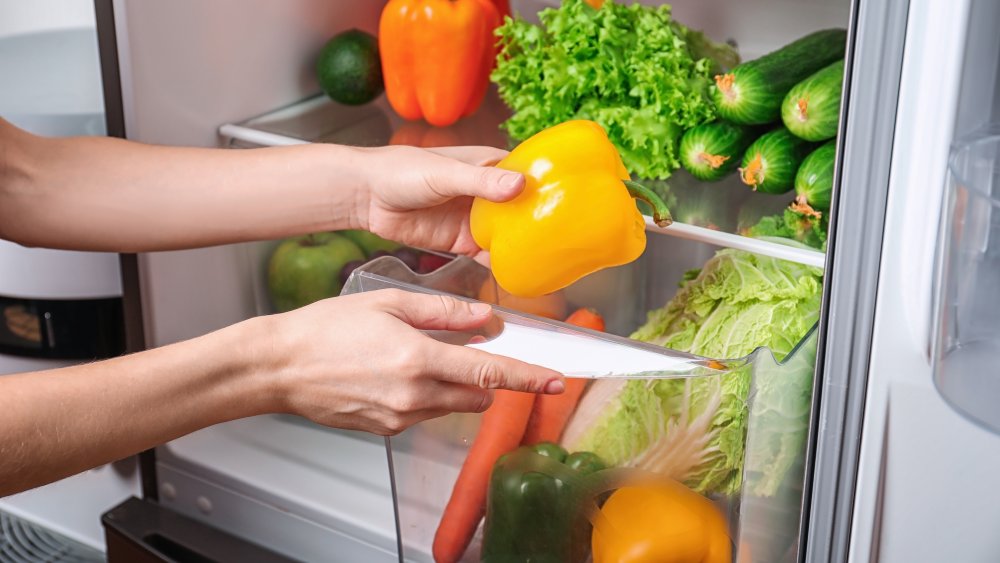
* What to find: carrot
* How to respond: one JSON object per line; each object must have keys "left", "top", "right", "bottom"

{"left": 521, "top": 308, "right": 605, "bottom": 445}
{"left": 521, "top": 378, "right": 588, "bottom": 445}
{"left": 432, "top": 389, "right": 536, "bottom": 563}
{"left": 564, "top": 307, "right": 606, "bottom": 332}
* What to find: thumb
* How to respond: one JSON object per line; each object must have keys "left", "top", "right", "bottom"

{"left": 381, "top": 290, "right": 495, "bottom": 332}
{"left": 425, "top": 157, "right": 525, "bottom": 203}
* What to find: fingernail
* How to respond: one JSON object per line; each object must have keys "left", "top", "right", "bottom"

{"left": 470, "top": 302, "right": 492, "bottom": 317}
{"left": 497, "top": 172, "right": 523, "bottom": 196}
{"left": 543, "top": 378, "right": 565, "bottom": 394}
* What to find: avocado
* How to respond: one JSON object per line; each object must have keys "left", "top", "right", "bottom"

{"left": 316, "top": 29, "right": 383, "bottom": 105}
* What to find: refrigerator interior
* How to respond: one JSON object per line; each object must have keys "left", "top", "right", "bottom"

{"left": 101, "top": 0, "right": 852, "bottom": 560}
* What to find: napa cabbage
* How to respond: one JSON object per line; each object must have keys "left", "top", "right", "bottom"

{"left": 561, "top": 244, "right": 822, "bottom": 496}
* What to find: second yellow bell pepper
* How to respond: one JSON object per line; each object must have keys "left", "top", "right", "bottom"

{"left": 592, "top": 483, "right": 732, "bottom": 563}
{"left": 470, "top": 120, "right": 672, "bottom": 298}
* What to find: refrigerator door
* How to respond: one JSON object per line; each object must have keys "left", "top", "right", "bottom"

{"left": 836, "top": 0, "right": 1000, "bottom": 562}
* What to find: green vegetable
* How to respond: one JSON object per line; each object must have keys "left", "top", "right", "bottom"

{"left": 740, "top": 127, "right": 817, "bottom": 194}
{"left": 745, "top": 207, "right": 829, "bottom": 250}
{"left": 637, "top": 179, "right": 736, "bottom": 230}
{"left": 632, "top": 246, "right": 822, "bottom": 361}
{"left": 532, "top": 441, "right": 568, "bottom": 462}
{"left": 491, "top": 0, "right": 739, "bottom": 180}
{"left": 482, "top": 444, "right": 606, "bottom": 563}
{"left": 562, "top": 248, "right": 823, "bottom": 495}
{"left": 679, "top": 121, "right": 761, "bottom": 181}
{"left": 564, "top": 451, "right": 606, "bottom": 474}
{"left": 315, "top": 29, "right": 384, "bottom": 106}
{"left": 713, "top": 29, "right": 847, "bottom": 124}
{"left": 794, "top": 139, "right": 837, "bottom": 213}
{"left": 782, "top": 60, "right": 845, "bottom": 141}
{"left": 338, "top": 229, "right": 400, "bottom": 257}
{"left": 744, "top": 327, "right": 817, "bottom": 497}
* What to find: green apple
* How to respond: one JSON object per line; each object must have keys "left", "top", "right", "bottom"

{"left": 339, "top": 229, "right": 400, "bottom": 257}
{"left": 267, "top": 232, "right": 365, "bottom": 312}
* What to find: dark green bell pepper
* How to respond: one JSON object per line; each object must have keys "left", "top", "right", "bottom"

{"left": 481, "top": 443, "right": 607, "bottom": 563}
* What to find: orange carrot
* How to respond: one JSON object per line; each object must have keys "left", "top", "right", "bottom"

{"left": 564, "top": 307, "right": 606, "bottom": 332}
{"left": 432, "top": 390, "right": 536, "bottom": 563}
{"left": 521, "top": 378, "right": 588, "bottom": 445}
{"left": 521, "top": 308, "right": 605, "bottom": 445}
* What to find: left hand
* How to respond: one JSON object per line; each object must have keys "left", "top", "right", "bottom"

{"left": 356, "top": 145, "right": 525, "bottom": 260}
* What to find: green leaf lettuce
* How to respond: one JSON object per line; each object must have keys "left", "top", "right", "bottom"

{"left": 492, "top": 0, "right": 738, "bottom": 180}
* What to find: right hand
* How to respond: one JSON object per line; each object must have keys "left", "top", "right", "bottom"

{"left": 355, "top": 144, "right": 523, "bottom": 264}
{"left": 250, "top": 289, "right": 564, "bottom": 436}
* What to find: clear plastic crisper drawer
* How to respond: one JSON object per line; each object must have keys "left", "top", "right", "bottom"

{"left": 342, "top": 257, "right": 818, "bottom": 563}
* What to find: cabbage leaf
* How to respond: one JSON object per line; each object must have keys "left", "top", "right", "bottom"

{"left": 562, "top": 245, "right": 822, "bottom": 496}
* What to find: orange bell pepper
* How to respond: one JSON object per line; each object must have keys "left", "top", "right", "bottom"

{"left": 379, "top": 0, "right": 499, "bottom": 127}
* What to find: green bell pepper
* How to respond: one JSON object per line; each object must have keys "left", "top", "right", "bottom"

{"left": 481, "top": 443, "right": 607, "bottom": 563}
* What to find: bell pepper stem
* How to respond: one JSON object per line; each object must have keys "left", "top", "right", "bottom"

{"left": 623, "top": 180, "right": 673, "bottom": 228}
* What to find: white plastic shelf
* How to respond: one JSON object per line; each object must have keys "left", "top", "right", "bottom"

{"left": 220, "top": 92, "right": 827, "bottom": 270}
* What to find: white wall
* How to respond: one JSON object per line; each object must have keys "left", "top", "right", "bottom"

{"left": 0, "top": 0, "right": 95, "bottom": 37}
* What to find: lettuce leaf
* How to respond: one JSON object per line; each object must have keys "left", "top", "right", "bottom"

{"left": 492, "top": 0, "right": 737, "bottom": 180}
{"left": 743, "top": 330, "right": 817, "bottom": 497}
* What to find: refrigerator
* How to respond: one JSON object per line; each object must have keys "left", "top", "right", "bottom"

{"left": 87, "top": 0, "right": 1000, "bottom": 561}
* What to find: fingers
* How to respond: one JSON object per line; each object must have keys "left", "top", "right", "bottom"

{"left": 423, "top": 151, "right": 525, "bottom": 203}
{"left": 380, "top": 290, "right": 494, "bottom": 332}
{"left": 432, "top": 343, "right": 565, "bottom": 395}
{"left": 425, "top": 382, "right": 495, "bottom": 413}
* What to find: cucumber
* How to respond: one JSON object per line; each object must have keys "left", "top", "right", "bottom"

{"left": 793, "top": 139, "right": 837, "bottom": 212}
{"left": 739, "top": 127, "right": 817, "bottom": 194}
{"left": 713, "top": 29, "right": 847, "bottom": 125}
{"left": 782, "top": 60, "right": 845, "bottom": 141}
{"left": 679, "top": 121, "right": 761, "bottom": 181}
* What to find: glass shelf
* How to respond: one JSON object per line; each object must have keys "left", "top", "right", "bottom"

{"left": 220, "top": 90, "right": 826, "bottom": 269}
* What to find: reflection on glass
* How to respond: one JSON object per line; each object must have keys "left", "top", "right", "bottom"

{"left": 3, "top": 305, "right": 41, "bottom": 344}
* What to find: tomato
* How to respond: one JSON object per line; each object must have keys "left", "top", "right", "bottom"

{"left": 592, "top": 483, "right": 731, "bottom": 563}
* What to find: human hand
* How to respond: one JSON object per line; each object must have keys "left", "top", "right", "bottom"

{"left": 355, "top": 145, "right": 524, "bottom": 261}
{"left": 253, "top": 289, "right": 563, "bottom": 436}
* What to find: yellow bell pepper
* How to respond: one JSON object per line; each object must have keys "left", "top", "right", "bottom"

{"left": 592, "top": 483, "right": 732, "bottom": 563}
{"left": 470, "top": 120, "right": 672, "bottom": 298}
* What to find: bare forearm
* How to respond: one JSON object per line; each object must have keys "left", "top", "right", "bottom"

{"left": 0, "top": 119, "right": 369, "bottom": 251}
{"left": 0, "top": 318, "right": 271, "bottom": 496}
